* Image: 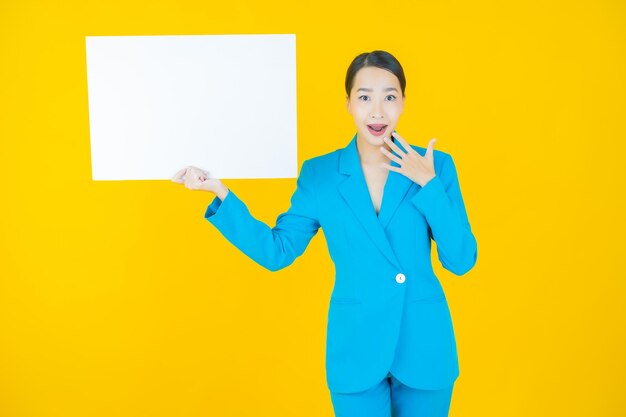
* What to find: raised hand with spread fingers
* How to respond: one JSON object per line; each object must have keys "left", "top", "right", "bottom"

{"left": 379, "top": 131, "right": 437, "bottom": 187}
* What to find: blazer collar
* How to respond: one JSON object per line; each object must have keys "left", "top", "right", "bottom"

{"left": 337, "top": 132, "right": 416, "bottom": 270}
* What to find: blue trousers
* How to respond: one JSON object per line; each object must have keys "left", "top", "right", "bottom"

{"left": 329, "top": 372, "right": 454, "bottom": 417}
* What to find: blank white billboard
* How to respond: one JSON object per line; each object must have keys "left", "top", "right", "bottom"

{"left": 85, "top": 34, "right": 297, "bottom": 181}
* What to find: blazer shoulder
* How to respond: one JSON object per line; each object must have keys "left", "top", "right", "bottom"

{"left": 302, "top": 148, "right": 341, "bottom": 172}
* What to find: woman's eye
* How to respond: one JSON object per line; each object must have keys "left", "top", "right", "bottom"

{"left": 358, "top": 95, "right": 395, "bottom": 101}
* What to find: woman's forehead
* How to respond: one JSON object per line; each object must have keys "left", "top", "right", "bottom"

{"left": 353, "top": 67, "right": 400, "bottom": 87}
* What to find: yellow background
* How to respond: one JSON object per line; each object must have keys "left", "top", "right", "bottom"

{"left": 1, "top": 0, "right": 625, "bottom": 415}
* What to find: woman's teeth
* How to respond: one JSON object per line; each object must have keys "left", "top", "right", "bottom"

{"left": 367, "top": 124, "right": 387, "bottom": 136}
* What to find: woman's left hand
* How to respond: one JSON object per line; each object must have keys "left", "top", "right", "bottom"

{"left": 380, "top": 132, "right": 437, "bottom": 187}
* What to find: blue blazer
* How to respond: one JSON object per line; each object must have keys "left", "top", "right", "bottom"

{"left": 204, "top": 132, "right": 478, "bottom": 394}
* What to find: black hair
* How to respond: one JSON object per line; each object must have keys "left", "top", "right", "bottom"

{"left": 345, "top": 50, "right": 406, "bottom": 98}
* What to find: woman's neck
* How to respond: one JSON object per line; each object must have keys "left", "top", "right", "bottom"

{"left": 356, "top": 133, "right": 392, "bottom": 166}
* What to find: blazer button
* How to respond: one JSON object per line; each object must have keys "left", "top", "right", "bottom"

{"left": 395, "top": 273, "right": 406, "bottom": 284}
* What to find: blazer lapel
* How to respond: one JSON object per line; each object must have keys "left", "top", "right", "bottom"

{"left": 377, "top": 137, "right": 417, "bottom": 229}
{"left": 338, "top": 133, "right": 411, "bottom": 270}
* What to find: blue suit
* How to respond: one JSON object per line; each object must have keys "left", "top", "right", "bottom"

{"left": 204, "top": 132, "right": 478, "bottom": 394}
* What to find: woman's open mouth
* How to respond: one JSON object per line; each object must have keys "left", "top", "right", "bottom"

{"left": 367, "top": 124, "right": 388, "bottom": 136}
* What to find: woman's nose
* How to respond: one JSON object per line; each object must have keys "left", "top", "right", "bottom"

{"left": 370, "top": 100, "right": 383, "bottom": 118}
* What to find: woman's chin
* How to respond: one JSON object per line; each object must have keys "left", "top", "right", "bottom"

{"left": 364, "top": 137, "right": 385, "bottom": 148}
{"left": 358, "top": 129, "right": 391, "bottom": 147}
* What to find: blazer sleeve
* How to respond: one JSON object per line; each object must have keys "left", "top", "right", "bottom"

{"left": 203, "top": 160, "right": 321, "bottom": 272}
{"left": 410, "top": 153, "right": 478, "bottom": 276}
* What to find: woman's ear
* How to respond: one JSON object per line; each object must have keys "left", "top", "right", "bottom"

{"left": 346, "top": 95, "right": 350, "bottom": 113}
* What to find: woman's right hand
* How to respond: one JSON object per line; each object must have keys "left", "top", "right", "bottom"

{"left": 171, "top": 166, "right": 229, "bottom": 200}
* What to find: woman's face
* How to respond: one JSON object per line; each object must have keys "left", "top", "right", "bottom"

{"left": 346, "top": 66, "right": 405, "bottom": 148}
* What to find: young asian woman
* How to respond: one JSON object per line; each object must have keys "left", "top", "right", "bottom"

{"left": 172, "top": 50, "right": 477, "bottom": 417}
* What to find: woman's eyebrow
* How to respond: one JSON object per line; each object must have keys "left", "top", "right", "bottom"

{"left": 356, "top": 87, "right": 398, "bottom": 92}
